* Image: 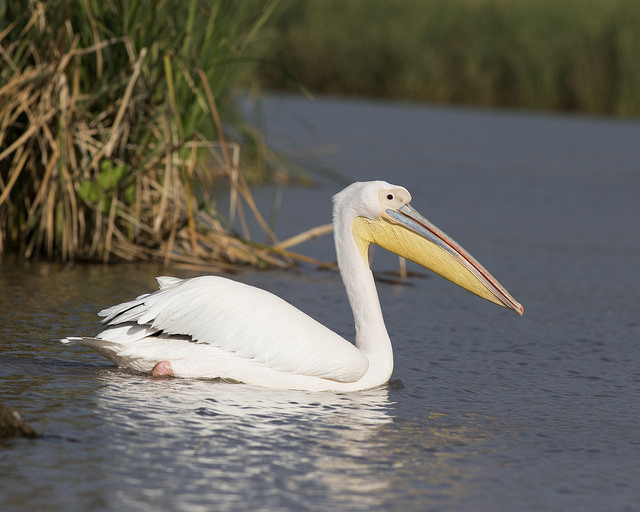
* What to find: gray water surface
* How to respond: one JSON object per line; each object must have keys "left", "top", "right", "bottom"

{"left": 2, "top": 95, "right": 640, "bottom": 511}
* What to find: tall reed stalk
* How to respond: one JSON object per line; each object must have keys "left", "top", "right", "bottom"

{"left": 0, "top": 0, "right": 303, "bottom": 269}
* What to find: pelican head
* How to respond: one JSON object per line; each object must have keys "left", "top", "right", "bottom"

{"left": 334, "top": 181, "right": 523, "bottom": 315}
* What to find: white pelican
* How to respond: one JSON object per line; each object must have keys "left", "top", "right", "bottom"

{"left": 62, "top": 181, "right": 523, "bottom": 391}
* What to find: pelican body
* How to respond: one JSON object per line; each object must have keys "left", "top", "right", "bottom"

{"left": 62, "top": 181, "right": 523, "bottom": 391}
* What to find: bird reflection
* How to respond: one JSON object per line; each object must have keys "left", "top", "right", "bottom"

{"left": 93, "top": 372, "right": 502, "bottom": 509}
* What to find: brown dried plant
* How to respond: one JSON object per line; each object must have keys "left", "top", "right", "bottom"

{"left": 0, "top": 1, "right": 328, "bottom": 270}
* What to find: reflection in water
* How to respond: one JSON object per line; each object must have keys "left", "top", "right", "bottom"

{"left": 93, "top": 375, "right": 394, "bottom": 509}
{"left": 87, "top": 373, "right": 502, "bottom": 511}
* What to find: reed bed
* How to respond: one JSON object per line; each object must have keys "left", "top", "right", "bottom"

{"left": 0, "top": 0, "right": 325, "bottom": 269}
{"left": 263, "top": 0, "right": 640, "bottom": 117}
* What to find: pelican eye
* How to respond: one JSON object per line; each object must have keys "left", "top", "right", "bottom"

{"left": 379, "top": 188, "right": 408, "bottom": 210}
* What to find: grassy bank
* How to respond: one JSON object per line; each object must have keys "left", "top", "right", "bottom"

{"left": 261, "top": 0, "right": 640, "bottom": 116}
{"left": 4, "top": 1, "right": 637, "bottom": 266}
{"left": 0, "top": 0, "right": 304, "bottom": 267}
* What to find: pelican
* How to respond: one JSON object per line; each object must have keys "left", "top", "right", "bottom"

{"left": 62, "top": 181, "right": 523, "bottom": 391}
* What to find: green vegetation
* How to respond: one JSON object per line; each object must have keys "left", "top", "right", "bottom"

{"left": 3, "top": 0, "right": 638, "bottom": 266}
{"left": 0, "top": 0, "right": 296, "bottom": 267}
{"left": 262, "top": 0, "right": 640, "bottom": 116}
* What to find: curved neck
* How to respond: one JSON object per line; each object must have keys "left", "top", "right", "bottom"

{"left": 334, "top": 218, "right": 393, "bottom": 382}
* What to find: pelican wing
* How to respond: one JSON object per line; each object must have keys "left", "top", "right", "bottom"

{"left": 98, "top": 276, "right": 368, "bottom": 383}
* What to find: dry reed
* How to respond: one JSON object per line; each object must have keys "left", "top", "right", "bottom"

{"left": 0, "top": 1, "right": 330, "bottom": 270}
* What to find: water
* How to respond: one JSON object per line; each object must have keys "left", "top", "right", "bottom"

{"left": 2, "top": 95, "right": 640, "bottom": 511}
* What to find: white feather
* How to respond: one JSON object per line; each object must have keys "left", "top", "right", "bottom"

{"left": 93, "top": 276, "right": 369, "bottom": 383}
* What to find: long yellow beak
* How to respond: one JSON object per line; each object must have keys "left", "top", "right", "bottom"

{"left": 352, "top": 204, "right": 524, "bottom": 315}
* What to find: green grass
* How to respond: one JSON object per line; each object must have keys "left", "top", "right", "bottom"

{"left": 0, "top": 0, "right": 297, "bottom": 266}
{"left": 4, "top": 0, "right": 638, "bottom": 265}
{"left": 260, "top": 0, "right": 640, "bottom": 116}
